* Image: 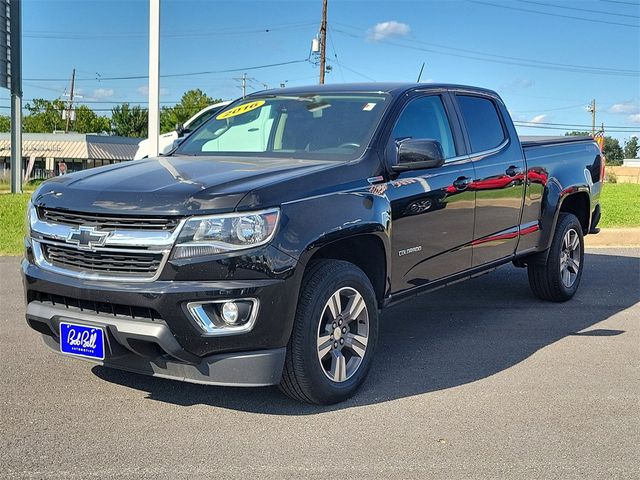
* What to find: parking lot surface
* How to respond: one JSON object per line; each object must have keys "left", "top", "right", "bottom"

{"left": 1, "top": 248, "right": 639, "bottom": 479}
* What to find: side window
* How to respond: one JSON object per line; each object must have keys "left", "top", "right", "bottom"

{"left": 186, "top": 109, "right": 216, "bottom": 131}
{"left": 391, "top": 95, "right": 456, "bottom": 160}
{"left": 456, "top": 95, "right": 506, "bottom": 153}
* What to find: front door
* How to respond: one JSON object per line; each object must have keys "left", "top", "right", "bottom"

{"left": 385, "top": 93, "right": 476, "bottom": 294}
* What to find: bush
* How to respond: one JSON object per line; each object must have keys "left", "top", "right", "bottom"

{"left": 604, "top": 171, "right": 617, "bottom": 183}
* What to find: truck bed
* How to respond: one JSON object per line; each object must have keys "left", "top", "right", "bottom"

{"left": 519, "top": 135, "right": 593, "bottom": 148}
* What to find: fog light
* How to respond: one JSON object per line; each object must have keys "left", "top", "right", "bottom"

{"left": 186, "top": 298, "right": 258, "bottom": 336}
{"left": 221, "top": 302, "right": 239, "bottom": 325}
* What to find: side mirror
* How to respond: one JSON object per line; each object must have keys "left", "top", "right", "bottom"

{"left": 175, "top": 123, "right": 189, "bottom": 137}
{"left": 392, "top": 139, "right": 445, "bottom": 172}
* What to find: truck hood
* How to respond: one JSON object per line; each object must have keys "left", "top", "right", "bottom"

{"left": 33, "top": 156, "right": 335, "bottom": 216}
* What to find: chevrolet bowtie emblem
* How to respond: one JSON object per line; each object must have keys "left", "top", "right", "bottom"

{"left": 66, "top": 226, "right": 110, "bottom": 250}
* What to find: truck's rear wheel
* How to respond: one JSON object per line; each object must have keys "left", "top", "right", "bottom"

{"left": 527, "top": 213, "right": 584, "bottom": 302}
{"left": 279, "top": 260, "right": 378, "bottom": 404}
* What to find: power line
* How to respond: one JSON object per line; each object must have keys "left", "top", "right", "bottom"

{"left": 24, "top": 59, "right": 311, "bottom": 82}
{"left": 519, "top": 0, "right": 640, "bottom": 19}
{"left": 399, "top": 37, "right": 637, "bottom": 76}
{"left": 327, "top": 28, "right": 346, "bottom": 82}
{"left": 600, "top": 0, "right": 640, "bottom": 6}
{"left": 332, "top": 24, "right": 639, "bottom": 77}
{"left": 23, "top": 21, "right": 318, "bottom": 40}
{"left": 510, "top": 103, "right": 588, "bottom": 113}
{"left": 469, "top": 0, "right": 639, "bottom": 28}
{"left": 331, "top": 58, "right": 376, "bottom": 81}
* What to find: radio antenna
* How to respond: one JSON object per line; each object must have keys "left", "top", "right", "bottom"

{"left": 416, "top": 62, "right": 425, "bottom": 83}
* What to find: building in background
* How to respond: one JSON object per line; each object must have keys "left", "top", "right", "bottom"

{"left": 0, "top": 133, "right": 140, "bottom": 181}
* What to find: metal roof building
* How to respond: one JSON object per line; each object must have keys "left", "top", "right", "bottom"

{"left": 0, "top": 133, "right": 140, "bottom": 180}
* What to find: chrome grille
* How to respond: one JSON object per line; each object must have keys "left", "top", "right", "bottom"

{"left": 39, "top": 208, "right": 180, "bottom": 231}
{"left": 42, "top": 243, "right": 163, "bottom": 277}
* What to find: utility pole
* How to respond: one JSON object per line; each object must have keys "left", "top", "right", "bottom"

{"left": 319, "top": 0, "right": 328, "bottom": 84}
{"left": 233, "top": 73, "right": 250, "bottom": 98}
{"left": 587, "top": 99, "right": 596, "bottom": 136}
{"left": 64, "top": 68, "right": 75, "bottom": 133}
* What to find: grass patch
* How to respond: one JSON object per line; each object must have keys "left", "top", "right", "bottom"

{"left": 0, "top": 193, "right": 30, "bottom": 255}
{"left": 0, "top": 179, "right": 44, "bottom": 194}
{"left": 0, "top": 182, "right": 638, "bottom": 256}
{"left": 599, "top": 183, "right": 640, "bottom": 228}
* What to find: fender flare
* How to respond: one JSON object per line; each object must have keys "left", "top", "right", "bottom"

{"left": 538, "top": 180, "right": 591, "bottom": 258}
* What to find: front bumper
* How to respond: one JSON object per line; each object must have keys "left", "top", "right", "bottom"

{"left": 22, "top": 240, "right": 303, "bottom": 387}
{"left": 28, "top": 302, "right": 286, "bottom": 386}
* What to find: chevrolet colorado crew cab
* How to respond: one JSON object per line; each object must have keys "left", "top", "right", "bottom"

{"left": 23, "top": 83, "right": 603, "bottom": 404}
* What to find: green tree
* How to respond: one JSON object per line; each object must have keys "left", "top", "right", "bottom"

{"left": 623, "top": 136, "right": 639, "bottom": 159}
{"left": 23, "top": 99, "right": 66, "bottom": 133}
{"left": 73, "top": 105, "right": 110, "bottom": 133}
{"left": 110, "top": 103, "right": 148, "bottom": 137}
{"left": 0, "top": 115, "right": 10, "bottom": 132}
{"left": 23, "top": 99, "right": 109, "bottom": 133}
{"left": 160, "top": 89, "right": 222, "bottom": 133}
{"left": 602, "top": 137, "right": 624, "bottom": 165}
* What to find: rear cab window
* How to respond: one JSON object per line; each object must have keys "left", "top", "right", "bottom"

{"left": 456, "top": 95, "right": 506, "bottom": 153}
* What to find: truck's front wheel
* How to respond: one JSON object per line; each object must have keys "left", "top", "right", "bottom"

{"left": 527, "top": 213, "right": 585, "bottom": 302}
{"left": 279, "top": 260, "right": 378, "bottom": 404}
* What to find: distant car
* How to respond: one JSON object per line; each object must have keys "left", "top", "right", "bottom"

{"left": 134, "top": 101, "right": 231, "bottom": 159}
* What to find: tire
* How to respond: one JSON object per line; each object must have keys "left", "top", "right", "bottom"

{"left": 527, "top": 213, "right": 585, "bottom": 302}
{"left": 279, "top": 260, "right": 379, "bottom": 404}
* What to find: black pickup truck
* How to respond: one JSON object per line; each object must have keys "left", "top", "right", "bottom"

{"left": 23, "top": 83, "right": 603, "bottom": 404}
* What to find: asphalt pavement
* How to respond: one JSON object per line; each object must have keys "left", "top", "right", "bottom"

{"left": 1, "top": 248, "right": 639, "bottom": 479}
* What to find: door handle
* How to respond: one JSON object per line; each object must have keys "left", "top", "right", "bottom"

{"left": 453, "top": 176, "right": 472, "bottom": 191}
{"left": 506, "top": 165, "right": 523, "bottom": 177}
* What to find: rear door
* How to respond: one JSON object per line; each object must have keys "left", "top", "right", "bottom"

{"left": 453, "top": 93, "right": 526, "bottom": 266}
{"left": 385, "top": 92, "right": 476, "bottom": 294}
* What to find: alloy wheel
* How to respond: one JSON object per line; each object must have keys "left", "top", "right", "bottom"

{"left": 316, "top": 287, "right": 370, "bottom": 383}
{"left": 560, "top": 228, "right": 581, "bottom": 288}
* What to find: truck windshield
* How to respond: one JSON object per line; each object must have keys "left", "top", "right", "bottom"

{"left": 174, "top": 93, "right": 389, "bottom": 160}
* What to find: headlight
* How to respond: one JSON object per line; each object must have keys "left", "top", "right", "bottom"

{"left": 25, "top": 200, "right": 35, "bottom": 236}
{"left": 172, "top": 208, "right": 280, "bottom": 259}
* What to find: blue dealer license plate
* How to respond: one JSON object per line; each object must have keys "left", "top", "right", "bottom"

{"left": 59, "top": 322, "right": 105, "bottom": 360}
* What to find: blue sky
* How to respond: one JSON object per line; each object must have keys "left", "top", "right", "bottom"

{"left": 18, "top": 0, "right": 640, "bottom": 143}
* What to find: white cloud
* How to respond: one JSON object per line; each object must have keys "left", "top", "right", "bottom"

{"left": 629, "top": 114, "right": 640, "bottom": 124}
{"left": 367, "top": 21, "right": 410, "bottom": 41}
{"left": 609, "top": 100, "right": 640, "bottom": 114}
{"left": 136, "top": 85, "right": 169, "bottom": 97}
{"left": 528, "top": 114, "right": 547, "bottom": 124}
{"left": 92, "top": 88, "right": 114, "bottom": 99}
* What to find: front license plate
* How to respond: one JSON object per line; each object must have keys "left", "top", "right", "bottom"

{"left": 59, "top": 322, "right": 105, "bottom": 360}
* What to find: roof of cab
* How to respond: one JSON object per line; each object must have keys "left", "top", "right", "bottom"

{"left": 255, "top": 82, "right": 501, "bottom": 99}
